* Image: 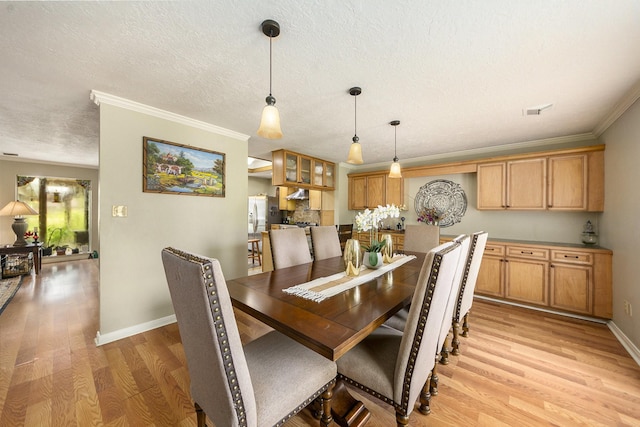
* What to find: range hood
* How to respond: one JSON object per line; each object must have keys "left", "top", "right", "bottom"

{"left": 286, "top": 188, "right": 308, "bottom": 200}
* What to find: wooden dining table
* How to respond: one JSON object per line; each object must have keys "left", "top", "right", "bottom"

{"left": 227, "top": 252, "right": 426, "bottom": 427}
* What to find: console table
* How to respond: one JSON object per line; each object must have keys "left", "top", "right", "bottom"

{"left": 0, "top": 244, "right": 43, "bottom": 275}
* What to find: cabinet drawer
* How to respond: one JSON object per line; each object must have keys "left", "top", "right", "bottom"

{"left": 551, "top": 249, "right": 593, "bottom": 265}
{"left": 483, "top": 243, "right": 505, "bottom": 257}
{"left": 506, "top": 246, "right": 549, "bottom": 260}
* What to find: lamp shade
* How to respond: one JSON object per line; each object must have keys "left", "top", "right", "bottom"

{"left": 347, "top": 141, "right": 363, "bottom": 164}
{"left": 257, "top": 104, "right": 283, "bottom": 139}
{"left": 0, "top": 201, "right": 38, "bottom": 247}
{"left": 389, "top": 161, "right": 402, "bottom": 178}
{"left": 0, "top": 200, "right": 38, "bottom": 217}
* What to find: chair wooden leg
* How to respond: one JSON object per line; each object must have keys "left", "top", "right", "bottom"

{"left": 439, "top": 333, "right": 450, "bottom": 365}
{"left": 430, "top": 362, "right": 439, "bottom": 396}
{"left": 452, "top": 321, "right": 461, "bottom": 356}
{"left": 320, "top": 384, "right": 334, "bottom": 427}
{"left": 195, "top": 402, "right": 207, "bottom": 427}
{"left": 418, "top": 375, "right": 431, "bottom": 415}
{"left": 396, "top": 411, "right": 409, "bottom": 426}
{"left": 462, "top": 312, "right": 470, "bottom": 337}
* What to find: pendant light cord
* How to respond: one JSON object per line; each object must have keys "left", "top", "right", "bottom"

{"left": 394, "top": 126, "right": 397, "bottom": 158}
{"left": 269, "top": 30, "right": 273, "bottom": 97}
{"left": 354, "top": 94, "right": 357, "bottom": 136}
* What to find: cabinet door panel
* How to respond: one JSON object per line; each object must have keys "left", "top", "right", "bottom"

{"left": 366, "top": 175, "right": 385, "bottom": 208}
{"left": 477, "top": 163, "right": 506, "bottom": 209}
{"left": 507, "top": 158, "right": 546, "bottom": 209}
{"left": 350, "top": 177, "right": 367, "bottom": 210}
{"left": 476, "top": 256, "right": 504, "bottom": 297}
{"left": 505, "top": 258, "right": 549, "bottom": 305}
{"left": 548, "top": 155, "right": 587, "bottom": 210}
{"left": 550, "top": 264, "right": 592, "bottom": 314}
{"left": 386, "top": 176, "right": 403, "bottom": 207}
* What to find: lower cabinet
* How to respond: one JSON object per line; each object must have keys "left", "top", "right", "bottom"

{"left": 475, "top": 240, "right": 612, "bottom": 319}
{"left": 353, "top": 230, "right": 404, "bottom": 252}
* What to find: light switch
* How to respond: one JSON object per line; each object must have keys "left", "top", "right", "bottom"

{"left": 112, "top": 205, "right": 128, "bottom": 217}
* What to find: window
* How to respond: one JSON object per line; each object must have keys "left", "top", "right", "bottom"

{"left": 17, "top": 176, "right": 91, "bottom": 255}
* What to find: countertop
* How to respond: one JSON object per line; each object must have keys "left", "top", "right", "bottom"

{"left": 440, "top": 234, "right": 611, "bottom": 252}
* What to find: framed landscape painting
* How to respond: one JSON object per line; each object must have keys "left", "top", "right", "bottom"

{"left": 143, "top": 137, "right": 225, "bottom": 197}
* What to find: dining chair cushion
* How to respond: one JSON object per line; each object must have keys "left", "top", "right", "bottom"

{"left": 162, "top": 248, "right": 336, "bottom": 427}
{"left": 403, "top": 224, "right": 440, "bottom": 253}
{"left": 310, "top": 226, "right": 342, "bottom": 260}
{"left": 244, "top": 331, "right": 337, "bottom": 427}
{"left": 337, "top": 241, "right": 462, "bottom": 413}
{"left": 269, "top": 228, "right": 312, "bottom": 269}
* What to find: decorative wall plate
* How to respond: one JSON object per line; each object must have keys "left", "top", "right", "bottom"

{"left": 414, "top": 179, "right": 467, "bottom": 227}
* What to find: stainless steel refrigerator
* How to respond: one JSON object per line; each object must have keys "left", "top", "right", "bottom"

{"left": 248, "top": 195, "right": 281, "bottom": 241}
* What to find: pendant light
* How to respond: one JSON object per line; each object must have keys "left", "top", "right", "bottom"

{"left": 257, "top": 19, "right": 283, "bottom": 139}
{"left": 347, "top": 87, "right": 364, "bottom": 164}
{"left": 388, "top": 120, "right": 402, "bottom": 178}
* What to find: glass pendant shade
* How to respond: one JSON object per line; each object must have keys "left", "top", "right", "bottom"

{"left": 389, "top": 161, "right": 402, "bottom": 178}
{"left": 257, "top": 103, "right": 282, "bottom": 139}
{"left": 388, "top": 120, "right": 402, "bottom": 177}
{"left": 347, "top": 140, "right": 363, "bottom": 164}
{"left": 257, "top": 19, "right": 282, "bottom": 139}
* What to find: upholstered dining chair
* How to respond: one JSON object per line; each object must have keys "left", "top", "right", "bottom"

{"left": 383, "top": 235, "right": 470, "bottom": 398}
{"left": 337, "top": 224, "right": 354, "bottom": 251}
{"left": 310, "top": 226, "right": 343, "bottom": 260}
{"left": 336, "top": 241, "right": 462, "bottom": 426}
{"left": 451, "top": 231, "right": 489, "bottom": 356}
{"left": 403, "top": 224, "right": 440, "bottom": 253}
{"left": 269, "top": 228, "right": 312, "bottom": 269}
{"left": 161, "top": 247, "right": 336, "bottom": 427}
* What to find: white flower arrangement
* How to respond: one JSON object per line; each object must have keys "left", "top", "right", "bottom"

{"left": 355, "top": 204, "right": 401, "bottom": 232}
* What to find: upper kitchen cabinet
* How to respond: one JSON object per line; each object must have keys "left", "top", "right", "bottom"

{"left": 547, "top": 151, "right": 604, "bottom": 211}
{"left": 477, "top": 146, "right": 605, "bottom": 212}
{"left": 477, "top": 158, "right": 547, "bottom": 210}
{"left": 272, "top": 149, "right": 335, "bottom": 190}
{"left": 348, "top": 172, "right": 404, "bottom": 210}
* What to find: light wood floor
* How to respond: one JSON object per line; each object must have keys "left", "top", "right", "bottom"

{"left": 1, "top": 259, "right": 640, "bottom": 426}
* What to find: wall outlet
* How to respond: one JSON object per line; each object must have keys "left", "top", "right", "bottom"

{"left": 624, "top": 300, "right": 633, "bottom": 316}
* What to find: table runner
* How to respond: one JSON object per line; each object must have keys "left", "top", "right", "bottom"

{"left": 283, "top": 254, "right": 416, "bottom": 302}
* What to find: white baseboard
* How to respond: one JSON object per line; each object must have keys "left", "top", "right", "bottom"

{"left": 95, "top": 314, "right": 177, "bottom": 346}
{"left": 607, "top": 321, "right": 640, "bottom": 367}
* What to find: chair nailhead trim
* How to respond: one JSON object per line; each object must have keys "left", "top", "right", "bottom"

{"left": 274, "top": 379, "right": 336, "bottom": 427}
{"left": 454, "top": 234, "right": 478, "bottom": 320}
{"left": 164, "top": 247, "right": 249, "bottom": 427}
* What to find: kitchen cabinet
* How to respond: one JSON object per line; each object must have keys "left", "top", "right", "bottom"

{"left": 477, "top": 147, "right": 604, "bottom": 212}
{"left": 547, "top": 151, "right": 604, "bottom": 211}
{"left": 272, "top": 150, "right": 335, "bottom": 190}
{"left": 309, "top": 190, "right": 335, "bottom": 225}
{"left": 347, "top": 172, "right": 404, "bottom": 210}
{"left": 477, "top": 158, "right": 546, "bottom": 210}
{"left": 277, "top": 187, "right": 296, "bottom": 211}
{"left": 474, "top": 239, "right": 612, "bottom": 318}
{"left": 312, "top": 160, "right": 335, "bottom": 189}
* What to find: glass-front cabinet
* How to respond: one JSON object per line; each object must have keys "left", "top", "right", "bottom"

{"left": 273, "top": 149, "right": 335, "bottom": 190}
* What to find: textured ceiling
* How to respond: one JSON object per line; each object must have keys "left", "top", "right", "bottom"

{"left": 1, "top": 1, "right": 640, "bottom": 168}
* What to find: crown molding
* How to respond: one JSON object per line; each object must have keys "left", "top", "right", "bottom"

{"left": 90, "top": 90, "right": 250, "bottom": 142}
{"left": 593, "top": 79, "right": 640, "bottom": 136}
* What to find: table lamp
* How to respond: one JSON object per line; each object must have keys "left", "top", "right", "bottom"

{"left": 0, "top": 200, "right": 38, "bottom": 246}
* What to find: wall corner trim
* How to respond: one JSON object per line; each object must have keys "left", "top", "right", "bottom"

{"left": 89, "top": 90, "right": 250, "bottom": 142}
{"left": 608, "top": 320, "right": 640, "bottom": 367}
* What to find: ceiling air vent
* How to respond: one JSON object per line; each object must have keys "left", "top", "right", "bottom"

{"left": 524, "top": 103, "right": 553, "bottom": 116}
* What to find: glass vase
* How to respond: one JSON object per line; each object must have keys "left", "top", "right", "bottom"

{"left": 343, "top": 239, "right": 361, "bottom": 276}
{"left": 380, "top": 233, "right": 393, "bottom": 263}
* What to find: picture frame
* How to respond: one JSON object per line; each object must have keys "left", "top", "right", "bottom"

{"left": 143, "top": 137, "right": 225, "bottom": 197}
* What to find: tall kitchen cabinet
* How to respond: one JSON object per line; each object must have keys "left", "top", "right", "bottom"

{"left": 475, "top": 239, "right": 612, "bottom": 319}
{"left": 477, "top": 147, "right": 604, "bottom": 212}
{"left": 348, "top": 172, "right": 403, "bottom": 210}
